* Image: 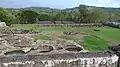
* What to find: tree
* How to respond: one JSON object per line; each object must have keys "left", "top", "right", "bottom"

{"left": 54, "top": 11, "right": 65, "bottom": 21}
{"left": 18, "top": 10, "right": 39, "bottom": 24}
{"left": 69, "top": 11, "right": 80, "bottom": 23}
{"left": 0, "top": 8, "right": 14, "bottom": 26}
{"left": 86, "top": 8, "right": 106, "bottom": 23}
{"left": 107, "top": 12, "right": 120, "bottom": 21}
{"left": 78, "top": 5, "right": 89, "bottom": 23}
{"left": 38, "top": 14, "right": 51, "bottom": 21}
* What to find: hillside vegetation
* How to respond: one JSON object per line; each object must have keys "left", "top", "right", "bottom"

{"left": 1, "top": 4, "right": 120, "bottom": 26}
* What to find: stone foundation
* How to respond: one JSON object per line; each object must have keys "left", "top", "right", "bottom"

{"left": 0, "top": 52, "right": 119, "bottom": 67}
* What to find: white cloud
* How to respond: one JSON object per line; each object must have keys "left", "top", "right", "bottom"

{"left": 0, "top": 0, "right": 120, "bottom": 8}
{"left": 95, "top": 0, "right": 120, "bottom": 7}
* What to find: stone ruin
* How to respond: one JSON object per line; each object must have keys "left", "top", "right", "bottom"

{"left": 63, "top": 31, "right": 90, "bottom": 36}
{"left": 108, "top": 44, "right": 120, "bottom": 67}
{"left": 103, "top": 21, "right": 120, "bottom": 28}
{"left": 12, "top": 29, "right": 40, "bottom": 34}
{"left": 0, "top": 29, "right": 41, "bottom": 34}
{"left": 63, "top": 31, "right": 79, "bottom": 35}
{"left": 0, "top": 52, "right": 119, "bottom": 67}
{"left": 37, "top": 21, "right": 104, "bottom": 27}
{"left": 0, "top": 33, "right": 85, "bottom": 56}
{"left": 0, "top": 21, "right": 6, "bottom": 28}
{"left": 0, "top": 28, "right": 120, "bottom": 67}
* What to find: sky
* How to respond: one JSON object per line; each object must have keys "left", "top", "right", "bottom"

{"left": 0, "top": 0, "right": 120, "bottom": 9}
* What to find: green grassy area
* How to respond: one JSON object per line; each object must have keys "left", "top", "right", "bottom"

{"left": 10, "top": 25, "right": 40, "bottom": 30}
{"left": 83, "top": 36, "right": 108, "bottom": 51}
{"left": 32, "top": 35, "right": 51, "bottom": 40}
{"left": 9, "top": 25, "right": 120, "bottom": 51}
{"left": 93, "top": 27, "right": 120, "bottom": 44}
{"left": 58, "top": 36, "right": 80, "bottom": 40}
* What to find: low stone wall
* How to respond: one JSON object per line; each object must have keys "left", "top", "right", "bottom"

{"left": 0, "top": 52, "right": 119, "bottom": 67}
{"left": 39, "top": 24, "right": 104, "bottom": 27}
{"left": 11, "top": 23, "right": 104, "bottom": 27}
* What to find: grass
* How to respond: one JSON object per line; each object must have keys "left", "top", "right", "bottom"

{"left": 58, "top": 36, "right": 80, "bottom": 40}
{"left": 93, "top": 27, "right": 120, "bottom": 44}
{"left": 10, "top": 25, "right": 40, "bottom": 30}
{"left": 83, "top": 36, "right": 109, "bottom": 51}
{"left": 32, "top": 35, "right": 52, "bottom": 40}
{"left": 10, "top": 25, "right": 72, "bottom": 31}
{"left": 39, "top": 36, "right": 51, "bottom": 40}
{"left": 9, "top": 25, "right": 120, "bottom": 51}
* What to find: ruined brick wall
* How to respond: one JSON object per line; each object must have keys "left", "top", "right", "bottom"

{"left": 11, "top": 23, "right": 104, "bottom": 27}
{"left": 0, "top": 52, "right": 119, "bottom": 67}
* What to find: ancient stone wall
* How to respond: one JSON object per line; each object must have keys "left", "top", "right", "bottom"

{"left": 0, "top": 52, "right": 119, "bottom": 67}
{"left": 11, "top": 23, "right": 104, "bottom": 27}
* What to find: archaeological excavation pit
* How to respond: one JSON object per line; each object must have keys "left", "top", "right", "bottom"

{"left": 63, "top": 31, "right": 79, "bottom": 35}
{"left": 65, "top": 45, "right": 83, "bottom": 52}
{"left": 39, "top": 45, "right": 54, "bottom": 53}
{"left": 4, "top": 50, "right": 26, "bottom": 56}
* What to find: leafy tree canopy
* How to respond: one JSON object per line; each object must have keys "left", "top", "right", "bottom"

{"left": 18, "top": 10, "right": 39, "bottom": 24}
{"left": 0, "top": 8, "right": 14, "bottom": 26}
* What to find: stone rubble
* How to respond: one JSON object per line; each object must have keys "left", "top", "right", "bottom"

{"left": 0, "top": 29, "right": 41, "bottom": 34}
{"left": 0, "top": 21, "right": 6, "bottom": 27}
{"left": 0, "top": 33, "right": 84, "bottom": 56}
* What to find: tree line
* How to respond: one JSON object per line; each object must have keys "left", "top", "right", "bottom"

{"left": 0, "top": 5, "right": 120, "bottom": 26}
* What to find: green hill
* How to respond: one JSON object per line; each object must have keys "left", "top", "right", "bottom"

{"left": 6, "top": 5, "right": 120, "bottom": 14}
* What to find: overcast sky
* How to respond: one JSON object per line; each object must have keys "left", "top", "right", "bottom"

{"left": 0, "top": 0, "right": 120, "bottom": 8}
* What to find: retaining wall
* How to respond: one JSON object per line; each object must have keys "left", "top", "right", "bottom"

{"left": 0, "top": 52, "right": 119, "bottom": 67}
